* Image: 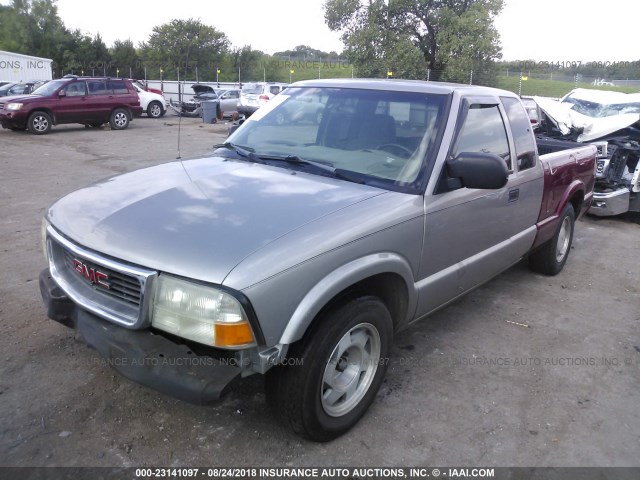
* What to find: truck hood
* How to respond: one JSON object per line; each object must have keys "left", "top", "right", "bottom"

{"left": 47, "top": 156, "right": 385, "bottom": 284}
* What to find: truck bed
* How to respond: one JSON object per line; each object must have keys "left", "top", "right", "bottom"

{"left": 532, "top": 137, "right": 597, "bottom": 249}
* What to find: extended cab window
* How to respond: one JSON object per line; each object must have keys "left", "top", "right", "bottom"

{"left": 501, "top": 97, "right": 537, "bottom": 171}
{"left": 452, "top": 104, "right": 511, "bottom": 170}
{"left": 107, "top": 80, "right": 129, "bottom": 94}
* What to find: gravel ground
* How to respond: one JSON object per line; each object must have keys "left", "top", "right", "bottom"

{"left": 1, "top": 116, "right": 639, "bottom": 468}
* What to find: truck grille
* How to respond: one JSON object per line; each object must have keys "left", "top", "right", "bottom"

{"left": 62, "top": 249, "right": 142, "bottom": 306}
{"left": 46, "top": 226, "right": 156, "bottom": 329}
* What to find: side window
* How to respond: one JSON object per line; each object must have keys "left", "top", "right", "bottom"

{"left": 451, "top": 104, "right": 511, "bottom": 170}
{"left": 230, "top": 90, "right": 239, "bottom": 98}
{"left": 107, "top": 80, "right": 129, "bottom": 94}
{"left": 9, "top": 85, "right": 26, "bottom": 95}
{"left": 501, "top": 97, "right": 537, "bottom": 171}
{"left": 87, "top": 80, "right": 107, "bottom": 95}
{"left": 269, "top": 86, "right": 280, "bottom": 95}
{"left": 64, "top": 81, "right": 87, "bottom": 96}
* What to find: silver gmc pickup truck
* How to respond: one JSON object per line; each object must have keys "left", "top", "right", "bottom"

{"left": 40, "top": 79, "right": 596, "bottom": 441}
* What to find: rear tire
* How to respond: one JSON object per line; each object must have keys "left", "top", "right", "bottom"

{"left": 266, "top": 297, "right": 393, "bottom": 442}
{"left": 109, "top": 108, "right": 130, "bottom": 130}
{"left": 27, "top": 111, "right": 52, "bottom": 135}
{"left": 147, "top": 101, "right": 164, "bottom": 118}
{"left": 529, "top": 203, "right": 575, "bottom": 275}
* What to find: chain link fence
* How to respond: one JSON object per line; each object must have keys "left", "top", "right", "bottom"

{"left": 54, "top": 61, "right": 640, "bottom": 98}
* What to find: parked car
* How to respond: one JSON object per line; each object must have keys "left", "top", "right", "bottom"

{"left": 0, "top": 80, "right": 48, "bottom": 97}
{"left": 191, "top": 84, "right": 225, "bottom": 101}
{"left": 132, "top": 79, "right": 163, "bottom": 97}
{"left": 191, "top": 85, "right": 240, "bottom": 117}
{"left": 216, "top": 89, "right": 240, "bottom": 118}
{"left": 131, "top": 82, "right": 166, "bottom": 118}
{"left": 39, "top": 79, "right": 595, "bottom": 442}
{"left": 0, "top": 75, "right": 142, "bottom": 134}
{"left": 273, "top": 94, "right": 323, "bottom": 124}
{"left": 168, "top": 85, "right": 240, "bottom": 120}
{"left": 237, "top": 81, "right": 288, "bottom": 117}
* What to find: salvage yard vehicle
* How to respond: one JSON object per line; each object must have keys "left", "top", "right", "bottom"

{"left": 132, "top": 79, "right": 163, "bottom": 97}
{"left": 131, "top": 82, "right": 167, "bottom": 118}
{"left": 0, "top": 75, "right": 142, "bottom": 134}
{"left": 534, "top": 89, "right": 640, "bottom": 217}
{"left": 0, "top": 80, "right": 47, "bottom": 97}
{"left": 237, "top": 81, "right": 288, "bottom": 117}
{"left": 39, "top": 79, "right": 596, "bottom": 442}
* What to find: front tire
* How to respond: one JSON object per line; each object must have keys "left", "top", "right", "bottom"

{"left": 266, "top": 297, "right": 393, "bottom": 442}
{"left": 529, "top": 203, "right": 575, "bottom": 275}
{"left": 109, "top": 108, "right": 130, "bottom": 130}
{"left": 27, "top": 111, "right": 52, "bottom": 135}
{"left": 147, "top": 101, "right": 164, "bottom": 118}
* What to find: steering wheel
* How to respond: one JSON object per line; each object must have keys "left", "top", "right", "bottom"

{"left": 376, "top": 143, "right": 413, "bottom": 158}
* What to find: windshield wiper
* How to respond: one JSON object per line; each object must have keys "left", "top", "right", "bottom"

{"left": 213, "top": 147, "right": 367, "bottom": 184}
{"left": 254, "top": 154, "right": 366, "bottom": 184}
{"left": 213, "top": 142, "right": 264, "bottom": 163}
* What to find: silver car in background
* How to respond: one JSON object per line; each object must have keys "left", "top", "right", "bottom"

{"left": 237, "top": 81, "right": 288, "bottom": 117}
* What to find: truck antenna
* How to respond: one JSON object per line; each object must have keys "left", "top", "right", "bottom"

{"left": 176, "top": 113, "right": 182, "bottom": 159}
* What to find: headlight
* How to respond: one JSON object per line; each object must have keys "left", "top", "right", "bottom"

{"left": 6, "top": 103, "right": 23, "bottom": 111}
{"left": 152, "top": 275, "right": 256, "bottom": 349}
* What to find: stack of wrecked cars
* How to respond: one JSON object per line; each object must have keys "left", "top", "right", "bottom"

{"left": 534, "top": 89, "right": 640, "bottom": 217}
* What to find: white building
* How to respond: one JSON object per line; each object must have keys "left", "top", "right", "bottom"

{"left": 0, "top": 50, "right": 53, "bottom": 82}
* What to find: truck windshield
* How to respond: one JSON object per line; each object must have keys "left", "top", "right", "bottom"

{"left": 227, "top": 87, "right": 448, "bottom": 192}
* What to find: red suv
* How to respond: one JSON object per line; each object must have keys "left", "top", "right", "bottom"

{"left": 0, "top": 75, "right": 143, "bottom": 134}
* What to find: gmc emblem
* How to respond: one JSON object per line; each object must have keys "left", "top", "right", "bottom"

{"left": 72, "top": 259, "right": 110, "bottom": 289}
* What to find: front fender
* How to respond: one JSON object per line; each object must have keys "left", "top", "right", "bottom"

{"left": 278, "top": 252, "right": 417, "bottom": 345}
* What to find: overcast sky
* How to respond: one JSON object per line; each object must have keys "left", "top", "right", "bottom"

{"left": 1, "top": 0, "right": 635, "bottom": 61}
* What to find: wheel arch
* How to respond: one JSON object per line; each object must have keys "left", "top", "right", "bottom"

{"left": 568, "top": 188, "right": 584, "bottom": 218}
{"left": 147, "top": 99, "right": 163, "bottom": 109}
{"left": 27, "top": 108, "right": 57, "bottom": 125}
{"left": 111, "top": 106, "right": 133, "bottom": 119}
{"left": 278, "top": 253, "right": 416, "bottom": 345}
{"left": 557, "top": 181, "right": 584, "bottom": 218}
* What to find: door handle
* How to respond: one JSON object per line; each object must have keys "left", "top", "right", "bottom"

{"left": 508, "top": 188, "right": 519, "bottom": 203}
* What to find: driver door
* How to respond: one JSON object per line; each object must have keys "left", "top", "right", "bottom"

{"left": 415, "top": 97, "right": 539, "bottom": 317}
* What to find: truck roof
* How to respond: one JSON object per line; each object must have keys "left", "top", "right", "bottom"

{"left": 291, "top": 78, "right": 517, "bottom": 98}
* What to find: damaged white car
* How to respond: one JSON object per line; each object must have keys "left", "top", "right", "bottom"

{"left": 534, "top": 89, "right": 640, "bottom": 217}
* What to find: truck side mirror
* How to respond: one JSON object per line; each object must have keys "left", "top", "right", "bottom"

{"left": 58, "top": 90, "right": 66, "bottom": 97}
{"left": 446, "top": 152, "right": 509, "bottom": 190}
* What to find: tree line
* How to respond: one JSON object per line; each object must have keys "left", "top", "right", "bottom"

{"left": 2, "top": 0, "right": 638, "bottom": 85}
{"left": 0, "top": 0, "right": 345, "bottom": 82}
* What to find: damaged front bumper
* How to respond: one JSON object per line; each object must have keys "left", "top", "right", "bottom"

{"left": 39, "top": 268, "right": 243, "bottom": 404}
{"left": 590, "top": 188, "right": 631, "bottom": 216}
